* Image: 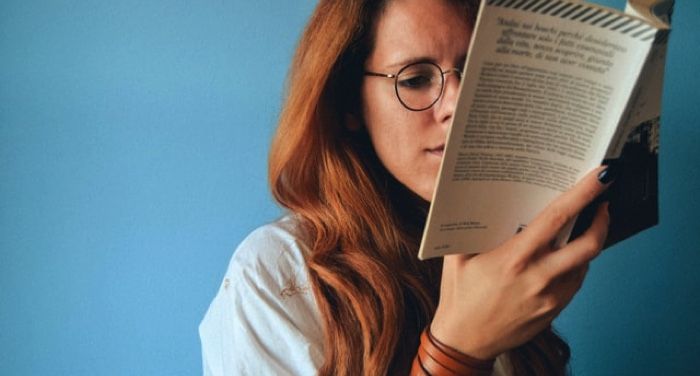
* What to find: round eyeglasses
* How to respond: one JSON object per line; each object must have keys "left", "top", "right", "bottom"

{"left": 364, "top": 62, "right": 463, "bottom": 111}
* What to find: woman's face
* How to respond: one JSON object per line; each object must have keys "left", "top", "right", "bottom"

{"left": 361, "top": 0, "right": 472, "bottom": 201}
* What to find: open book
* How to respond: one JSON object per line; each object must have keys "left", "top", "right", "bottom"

{"left": 419, "top": 0, "right": 673, "bottom": 259}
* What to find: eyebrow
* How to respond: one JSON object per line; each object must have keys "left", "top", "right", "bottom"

{"left": 384, "top": 54, "right": 468, "bottom": 71}
{"left": 385, "top": 56, "right": 436, "bottom": 70}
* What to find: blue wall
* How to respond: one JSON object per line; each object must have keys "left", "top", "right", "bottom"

{"left": 1, "top": 0, "right": 697, "bottom": 375}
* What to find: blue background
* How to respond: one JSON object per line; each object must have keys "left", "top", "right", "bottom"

{"left": 1, "top": 0, "right": 697, "bottom": 375}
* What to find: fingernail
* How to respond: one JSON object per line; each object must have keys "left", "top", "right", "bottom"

{"left": 598, "top": 161, "right": 620, "bottom": 184}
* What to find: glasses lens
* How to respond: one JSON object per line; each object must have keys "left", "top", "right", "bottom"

{"left": 396, "top": 63, "right": 443, "bottom": 111}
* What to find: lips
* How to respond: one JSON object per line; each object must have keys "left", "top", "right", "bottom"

{"left": 427, "top": 144, "right": 445, "bottom": 157}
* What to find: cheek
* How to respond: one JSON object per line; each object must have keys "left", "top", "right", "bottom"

{"left": 362, "top": 82, "right": 444, "bottom": 200}
{"left": 361, "top": 85, "right": 406, "bottom": 159}
{"left": 362, "top": 98, "right": 414, "bottom": 168}
{"left": 362, "top": 96, "right": 440, "bottom": 200}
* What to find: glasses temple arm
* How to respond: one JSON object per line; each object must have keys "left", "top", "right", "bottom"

{"left": 364, "top": 71, "right": 396, "bottom": 78}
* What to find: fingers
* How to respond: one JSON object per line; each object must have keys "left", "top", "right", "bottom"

{"left": 536, "top": 265, "right": 589, "bottom": 324}
{"left": 556, "top": 262, "right": 588, "bottom": 292}
{"left": 537, "top": 202, "right": 610, "bottom": 280}
{"left": 518, "top": 166, "right": 612, "bottom": 256}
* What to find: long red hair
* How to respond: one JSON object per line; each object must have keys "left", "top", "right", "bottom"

{"left": 269, "top": 0, "right": 570, "bottom": 374}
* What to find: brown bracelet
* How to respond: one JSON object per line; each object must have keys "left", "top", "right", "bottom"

{"left": 410, "top": 326, "right": 495, "bottom": 376}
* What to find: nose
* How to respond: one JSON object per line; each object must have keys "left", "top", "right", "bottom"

{"left": 443, "top": 68, "right": 462, "bottom": 81}
{"left": 435, "top": 69, "right": 462, "bottom": 125}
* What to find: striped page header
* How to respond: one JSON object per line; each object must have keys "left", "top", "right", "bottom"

{"left": 485, "top": 0, "right": 666, "bottom": 42}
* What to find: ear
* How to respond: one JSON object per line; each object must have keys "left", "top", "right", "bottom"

{"left": 345, "top": 113, "right": 362, "bottom": 132}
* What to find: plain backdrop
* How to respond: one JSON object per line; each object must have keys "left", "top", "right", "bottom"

{"left": 1, "top": 0, "right": 698, "bottom": 375}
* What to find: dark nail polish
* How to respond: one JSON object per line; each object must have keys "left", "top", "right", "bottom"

{"left": 598, "top": 161, "right": 620, "bottom": 184}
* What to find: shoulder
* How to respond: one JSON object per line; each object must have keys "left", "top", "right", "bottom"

{"left": 199, "top": 215, "right": 323, "bottom": 375}
{"left": 227, "top": 215, "right": 315, "bottom": 302}
{"left": 230, "top": 214, "right": 311, "bottom": 287}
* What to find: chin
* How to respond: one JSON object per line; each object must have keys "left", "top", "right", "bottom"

{"left": 409, "top": 172, "right": 438, "bottom": 202}
{"left": 415, "top": 185, "right": 436, "bottom": 202}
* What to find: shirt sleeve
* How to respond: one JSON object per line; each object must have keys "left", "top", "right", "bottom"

{"left": 199, "top": 220, "right": 324, "bottom": 376}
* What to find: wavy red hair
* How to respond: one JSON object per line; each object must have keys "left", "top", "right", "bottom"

{"left": 269, "top": 0, "right": 570, "bottom": 374}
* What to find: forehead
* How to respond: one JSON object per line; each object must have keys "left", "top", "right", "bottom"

{"left": 369, "top": 0, "right": 471, "bottom": 69}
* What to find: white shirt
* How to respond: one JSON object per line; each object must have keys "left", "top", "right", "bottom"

{"left": 199, "top": 215, "right": 510, "bottom": 375}
{"left": 199, "top": 216, "right": 323, "bottom": 375}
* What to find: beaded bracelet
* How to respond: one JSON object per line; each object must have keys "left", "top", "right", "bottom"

{"left": 409, "top": 326, "right": 495, "bottom": 376}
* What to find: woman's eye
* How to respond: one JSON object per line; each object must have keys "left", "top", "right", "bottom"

{"left": 398, "top": 74, "right": 433, "bottom": 90}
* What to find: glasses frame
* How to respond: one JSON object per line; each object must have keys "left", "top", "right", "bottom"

{"left": 364, "top": 61, "right": 463, "bottom": 112}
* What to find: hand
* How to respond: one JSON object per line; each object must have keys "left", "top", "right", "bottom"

{"left": 431, "top": 166, "right": 612, "bottom": 360}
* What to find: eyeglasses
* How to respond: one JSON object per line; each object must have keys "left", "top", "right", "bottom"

{"left": 364, "top": 62, "right": 463, "bottom": 111}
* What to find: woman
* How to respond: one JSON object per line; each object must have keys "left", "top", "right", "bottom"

{"left": 200, "top": 0, "right": 613, "bottom": 374}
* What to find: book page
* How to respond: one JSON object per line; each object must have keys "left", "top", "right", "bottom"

{"left": 582, "top": 0, "right": 673, "bottom": 247}
{"left": 419, "top": 0, "right": 664, "bottom": 259}
{"left": 606, "top": 0, "right": 671, "bottom": 159}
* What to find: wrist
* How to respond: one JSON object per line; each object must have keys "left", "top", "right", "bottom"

{"left": 410, "top": 326, "right": 495, "bottom": 376}
{"left": 429, "top": 320, "right": 499, "bottom": 361}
